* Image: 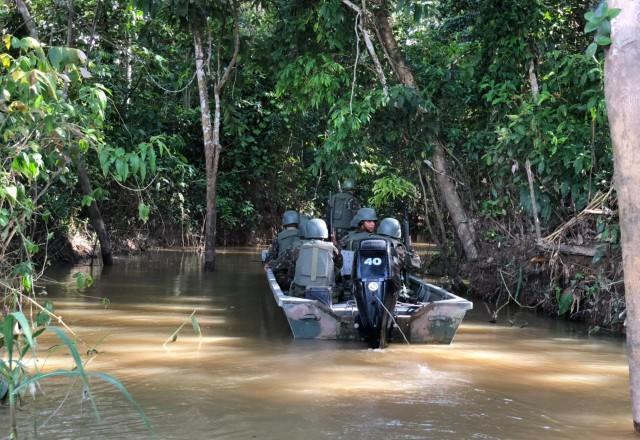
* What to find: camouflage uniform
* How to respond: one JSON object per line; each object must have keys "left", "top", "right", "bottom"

{"left": 339, "top": 231, "right": 374, "bottom": 252}
{"left": 265, "top": 227, "right": 300, "bottom": 265}
{"left": 374, "top": 217, "right": 420, "bottom": 274}
{"left": 270, "top": 239, "right": 303, "bottom": 289}
{"left": 388, "top": 237, "right": 422, "bottom": 272}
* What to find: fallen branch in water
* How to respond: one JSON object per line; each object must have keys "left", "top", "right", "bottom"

{"left": 484, "top": 299, "right": 509, "bottom": 323}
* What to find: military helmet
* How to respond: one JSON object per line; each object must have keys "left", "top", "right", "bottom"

{"left": 306, "top": 218, "right": 329, "bottom": 239}
{"left": 282, "top": 210, "right": 299, "bottom": 226}
{"left": 298, "top": 215, "right": 311, "bottom": 238}
{"left": 349, "top": 214, "right": 361, "bottom": 229}
{"left": 377, "top": 218, "right": 402, "bottom": 239}
{"left": 342, "top": 178, "right": 356, "bottom": 191}
{"left": 356, "top": 207, "right": 377, "bottom": 222}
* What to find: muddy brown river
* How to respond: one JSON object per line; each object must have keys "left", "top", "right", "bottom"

{"left": 1, "top": 249, "right": 634, "bottom": 439}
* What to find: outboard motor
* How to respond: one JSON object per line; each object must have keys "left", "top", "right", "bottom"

{"left": 352, "top": 238, "right": 399, "bottom": 348}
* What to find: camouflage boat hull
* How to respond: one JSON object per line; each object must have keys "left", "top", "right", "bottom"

{"left": 264, "top": 267, "right": 473, "bottom": 344}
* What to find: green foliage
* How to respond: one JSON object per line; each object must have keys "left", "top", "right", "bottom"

{"left": 0, "top": 35, "right": 151, "bottom": 436}
{"left": 556, "top": 287, "right": 574, "bottom": 315}
{"left": 369, "top": 176, "right": 418, "bottom": 209}
{"left": 584, "top": 2, "right": 620, "bottom": 58}
{"left": 406, "top": 0, "right": 613, "bottom": 228}
{"left": 276, "top": 54, "right": 349, "bottom": 110}
{"left": 0, "top": 0, "right": 621, "bottom": 323}
{"left": 1, "top": 34, "right": 105, "bottom": 290}
{"left": 73, "top": 272, "right": 94, "bottom": 289}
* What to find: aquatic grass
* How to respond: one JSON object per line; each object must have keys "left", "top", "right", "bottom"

{"left": 13, "top": 370, "right": 153, "bottom": 432}
{"left": 163, "top": 310, "right": 203, "bottom": 350}
{"left": 45, "top": 326, "right": 100, "bottom": 419}
{"left": 1, "top": 320, "right": 154, "bottom": 438}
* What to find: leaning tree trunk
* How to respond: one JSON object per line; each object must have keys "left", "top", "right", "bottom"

{"left": 14, "top": 0, "right": 38, "bottom": 40}
{"left": 432, "top": 141, "right": 477, "bottom": 259}
{"left": 604, "top": 1, "right": 640, "bottom": 432}
{"left": 75, "top": 155, "right": 113, "bottom": 265}
{"left": 371, "top": 2, "right": 479, "bottom": 260}
{"left": 67, "top": 1, "right": 113, "bottom": 266}
{"left": 193, "top": 27, "right": 218, "bottom": 271}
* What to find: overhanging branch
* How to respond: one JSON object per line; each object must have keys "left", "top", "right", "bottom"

{"left": 215, "top": 1, "right": 240, "bottom": 93}
{"left": 341, "top": 0, "right": 388, "bottom": 97}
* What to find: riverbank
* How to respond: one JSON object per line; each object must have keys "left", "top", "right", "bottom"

{"left": 423, "top": 236, "right": 626, "bottom": 336}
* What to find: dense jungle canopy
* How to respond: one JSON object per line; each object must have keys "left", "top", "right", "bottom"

{"left": 0, "top": 0, "right": 628, "bottom": 319}
{"left": 7, "top": 0, "right": 640, "bottom": 435}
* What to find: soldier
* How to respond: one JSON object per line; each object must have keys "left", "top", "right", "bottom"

{"left": 269, "top": 215, "right": 309, "bottom": 289}
{"left": 264, "top": 210, "right": 300, "bottom": 266}
{"left": 376, "top": 217, "right": 422, "bottom": 277}
{"left": 339, "top": 207, "right": 378, "bottom": 251}
{"left": 289, "top": 219, "right": 342, "bottom": 298}
{"left": 329, "top": 179, "right": 361, "bottom": 241}
{"left": 339, "top": 214, "right": 361, "bottom": 249}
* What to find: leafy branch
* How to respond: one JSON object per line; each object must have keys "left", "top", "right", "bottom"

{"left": 585, "top": 2, "right": 621, "bottom": 58}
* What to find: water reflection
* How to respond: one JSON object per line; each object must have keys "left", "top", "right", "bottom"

{"left": 0, "top": 250, "right": 633, "bottom": 439}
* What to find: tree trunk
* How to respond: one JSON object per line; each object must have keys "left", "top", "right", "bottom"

{"left": 75, "top": 155, "right": 113, "bottom": 265}
{"left": 604, "top": 1, "right": 640, "bottom": 432}
{"left": 193, "top": 8, "right": 239, "bottom": 272}
{"left": 416, "top": 165, "right": 438, "bottom": 247}
{"left": 371, "top": 2, "right": 479, "bottom": 260}
{"left": 432, "top": 141, "right": 478, "bottom": 260}
{"left": 66, "top": 0, "right": 74, "bottom": 47}
{"left": 528, "top": 59, "right": 539, "bottom": 101}
{"left": 425, "top": 168, "right": 448, "bottom": 247}
{"left": 193, "top": 27, "right": 218, "bottom": 271}
{"left": 14, "top": 0, "right": 38, "bottom": 40}
{"left": 67, "top": 2, "right": 112, "bottom": 266}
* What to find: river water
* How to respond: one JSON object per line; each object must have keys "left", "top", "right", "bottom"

{"left": 1, "top": 249, "right": 633, "bottom": 439}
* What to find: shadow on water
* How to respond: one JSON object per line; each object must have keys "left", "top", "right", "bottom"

{"left": 0, "top": 249, "right": 634, "bottom": 440}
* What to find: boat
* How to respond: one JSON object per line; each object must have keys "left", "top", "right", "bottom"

{"left": 261, "top": 238, "right": 473, "bottom": 347}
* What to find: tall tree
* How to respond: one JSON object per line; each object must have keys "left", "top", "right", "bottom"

{"left": 191, "top": 3, "right": 240, "bottom": 271}
{"left": 604, "top": 0, "right": 640, "bottom": 432}
{"left": 139, "top": 0, "right": 241, "bottom": 270}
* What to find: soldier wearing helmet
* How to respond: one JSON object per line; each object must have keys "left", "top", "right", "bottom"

{"left": 376, "top": 217, "right": 421, "bottom": 275}
{"left": 329, "top": 179, "right": 361, "bottom": 241}
{"left": 339, "top": 207, "right": 378, "bottom": 251}
{"left": 288, "top": 218, "right": 342, "bottom": 298}
{"left": 338, "top": 214, "right": 361, "bottom": 249}
{"left": 269, "top": 214, "right": 313, "bottom": 289}
{"left": 264, "top": 210, "right": 301, "bottom": 267}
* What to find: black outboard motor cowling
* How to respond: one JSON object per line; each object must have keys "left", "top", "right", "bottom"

{"left": 352, "top": 238, "right": 399, "bottom": 348}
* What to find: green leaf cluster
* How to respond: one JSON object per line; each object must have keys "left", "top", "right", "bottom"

{"left": 584, "top": 2, "right": 620, "bottom": 57}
